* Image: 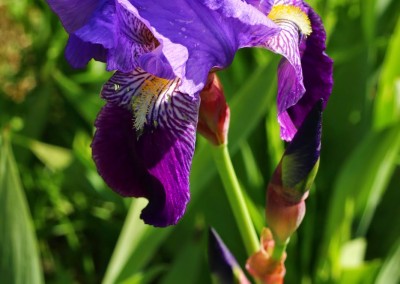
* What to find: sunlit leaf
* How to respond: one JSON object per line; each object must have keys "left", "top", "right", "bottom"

{"left": 317, "top": 124, "right": 400, "bottom": 281}
{"left": 13, "top": 134, "right": 73, "bottom": 171}
{"left": 373, "top": 17, "right": 400, "bottom": 129}
{"left": 0, "top": 133, "right": 44, "bottom": 284}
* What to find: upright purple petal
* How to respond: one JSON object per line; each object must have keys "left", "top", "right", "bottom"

{"left": 119, "top": 0, "right": 280, "bottom": 94}
{"left": 106, "top": 2, "right": 161, "bottom": 73}
{"left": 245, "top": 0, "right": 273, "bottom": 14}
{"left": 73, "top": 1, "right": 116, "bottom": 49}
{"left": 65, "top": 35, "right": 107, "bottom": 68}
{"left": 46, "top": 0, "right": 100, "bottom": 33}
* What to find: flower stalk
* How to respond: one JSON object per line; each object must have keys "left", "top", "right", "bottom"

{"left": 211, "top": 144, "right": 259, "bottom": 255}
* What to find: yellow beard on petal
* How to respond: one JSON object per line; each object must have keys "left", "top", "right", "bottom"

{"left": 132, "top": 76, "right": 170, "bottom": 131}
{"left": 268, "top": 5, "right": 312, "bottom": 36}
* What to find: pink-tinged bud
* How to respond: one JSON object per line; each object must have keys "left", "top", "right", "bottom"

{"left": 197, "top": 73, "right": 230, "bottom": 145}
{"left": 266, "top": 178, "right": 308, "bottom": 244}
{"left": 246, "top": 228, "right": 286, "bottom": 284}
{"left": 265, "top": 100, "right": 322, "bottom": 244}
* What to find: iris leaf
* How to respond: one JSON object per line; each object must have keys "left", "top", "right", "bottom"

{"left": 0, "top": 133, "right": 44, "bottom": 284}
{"left": 316, "top": 124, "right": 400, "bottom": 282}
{"left": 373, "top": 16, "right": 400, "bottom": 129}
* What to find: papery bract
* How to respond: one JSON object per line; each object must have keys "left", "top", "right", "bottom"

{"left": 197, "top": 73, "right": 230, "bottom": 146}
{"left": 246, "top": 228, "right": 286, "bottom": 284}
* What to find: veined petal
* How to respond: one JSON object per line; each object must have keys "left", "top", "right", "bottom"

{"left": 245, "top": 0, "right": 273, "bottom": 14}
{"left": 261, "top": 2, "right": 332, "bottom": 141}
{"left": 93, "top": 70, "right": 199, "bottom": 226}
{"left": 107, "top": 2, "right": 161, "bottom": 73}
{"left": 138, "top": 122, "right": 196, "bottom": 226}
{"left": 285, "top": 5, "right": 333, "bottom": 136}
{"left": 263, "top": 4, "right": 310, "bottom": 140}
{"left": 118, "top": 0, "right": 280, "bottom": 94}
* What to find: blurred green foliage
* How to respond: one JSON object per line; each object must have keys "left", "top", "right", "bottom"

{"left": 0, "top": 0, "right": 399, "bottom": 283}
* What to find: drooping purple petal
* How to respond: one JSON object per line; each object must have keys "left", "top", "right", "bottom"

{"left": 285, "top": 5, "right": 333, "bottom": 137}
{"left": 92, "top": 104, "right": 149, "bottom": 198}
{"left": 138, "top": 123, "right": 196, "bottom": 226}
{"left": 93, "top": 70, "right": 199, "bottom": 227}
{"left": 118, "top": 0, "right": 280, "bottom": 94}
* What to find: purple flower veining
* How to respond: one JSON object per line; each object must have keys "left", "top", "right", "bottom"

{"left": 249, "top": 0, "right": 333, "bottom": 141}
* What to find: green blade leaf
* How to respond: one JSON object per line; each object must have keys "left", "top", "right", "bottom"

{"left": 375, "top": 238, "right": 400, "bottom": 284}
{"left": 317, "top": 124, "right": 400, "bottom": 282}
{"left": 373, "top": 17, "right": 400, "bottom": 129}
{"left": 0, "top": 133, "right": 44, "bottom": 284}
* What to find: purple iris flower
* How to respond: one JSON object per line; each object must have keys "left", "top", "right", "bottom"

{"left": 47, "top": 0, "right": 281, "bottom": 226}
{"left": 248, "top": 0, "right": 333, "bottom": 141}
{"left": 47, "top": 0, "right": 332, "bottom": 226}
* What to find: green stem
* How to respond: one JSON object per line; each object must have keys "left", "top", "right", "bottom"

{"left": 271, "top": 241, "right": 288, "bottom": 261}
{"left": 211, "top": 144, "right": 259, "bottom": 255}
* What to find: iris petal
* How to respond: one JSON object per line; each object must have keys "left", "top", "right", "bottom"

{"left": 46, "top": 0, "right": 100, "bottom": 33}
{"left": 94, "top": 70, "right": 199, "bottom": 226}
{"left": 138, "top": 125, "right": 196, "bottom": 226}
{"left": 92, "top": 104, "right": 148, "bottom": 198}
{"left": 65, "top": 35, "right": 107, "bottom": 68}
{"left": 259, "top": 2, "right": 332, "bottom": 141}
{"left": 119, "top": 0, "right": 280, "bottom": 94}
{"left": 286, "top": 5, "right": 333, "bottom": 135}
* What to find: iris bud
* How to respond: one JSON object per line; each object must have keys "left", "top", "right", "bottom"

{"left": 266, "top": 100, "right": 323, "bottom": 245}
{"left": 197, "top": 73, "right": 230, "bottom": 146}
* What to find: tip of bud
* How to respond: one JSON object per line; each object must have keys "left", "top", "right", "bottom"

{"left": 197, "top": 73, "right": 230, "bottom": 146}
{"left": 265, "top": 100, "right": 323, "bottom": 243}
{"left": 282, "top": 99, "right": 323, "bottom": 188}
{"left": 208, "top": 228, "right": 250, "bottom": 284}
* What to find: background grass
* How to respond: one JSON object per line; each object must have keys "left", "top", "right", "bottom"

{"left": 0, "top": 0, "right": 399, "bottom": 283}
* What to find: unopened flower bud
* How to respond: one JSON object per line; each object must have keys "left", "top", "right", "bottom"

{"left": 197, "top": 73, "right": 230, "bottom": 145}
{"left": 208, "top": 228, "right": 250, "bottom": 284}
{"left": 266, "top": 100, "right": 323, "bottom": 244}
